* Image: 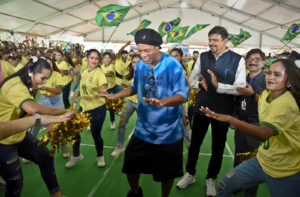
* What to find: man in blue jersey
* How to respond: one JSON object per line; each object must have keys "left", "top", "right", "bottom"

{"left": 98, "top": 28, "right": 189, "bottom": 197}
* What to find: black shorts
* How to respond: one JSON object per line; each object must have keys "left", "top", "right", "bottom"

{"left": 122, "top": 136, "right": 183, "bottom": 182}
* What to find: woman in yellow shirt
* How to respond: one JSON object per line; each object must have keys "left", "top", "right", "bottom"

{"left": 201, "top": 59, "right": 300, "bottom": 197}
{"left": 101, "top": 52, "right": 123, "bottom": 130}
{"left": 0, "top": 57, "right": 75, "bottom": 197}
{"left": 54, "top": 50, "right": 74, "bottom": 108}
{"left": 67, "top": 49, "right": 108, "bottom": 168}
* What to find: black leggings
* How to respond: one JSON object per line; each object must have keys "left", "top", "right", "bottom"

{"left": 0, "top": 132, "right": 60, "bottom": 197}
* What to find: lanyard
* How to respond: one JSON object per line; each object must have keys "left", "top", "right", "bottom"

{"left": 243, "top": 74, "right": 259, "bottom": 101}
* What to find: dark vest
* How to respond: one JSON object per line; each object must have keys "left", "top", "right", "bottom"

{"left": 194, "top": 50, "right": 242, "bottom": 115}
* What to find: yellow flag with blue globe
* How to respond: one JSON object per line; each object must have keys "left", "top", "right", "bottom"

{"left": 184, "top": 24, "right": 209, "bottom": 39}
{"left": 282, "top": 24, "right": 300, "bottom": 41}
{"left": 158, "top": 18, "right": 181, "bottom": 37}
{"left": 167, "top": 26, "right": 189, "bottom": 43}
{"left": 96, "top": 4, "right": 131, "bottom": 26}
{"left": 127, "top": 19, "right": 152, "bottom": 36}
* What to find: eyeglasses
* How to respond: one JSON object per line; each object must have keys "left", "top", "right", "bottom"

{"left": 246, "top": 57, "right": 262, "bottom": 63}
{"left": 264, "top": 70, "right": 284, "bottom": 77}
{"left": 122, "top": 54, "right": 128, "bottom": 56}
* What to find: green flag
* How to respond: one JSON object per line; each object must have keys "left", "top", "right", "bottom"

{"left": 127, "top": 19, "right": 152, "bottom": 36}
{"left": 230, "top": 29, "right": 251, "bottom": 46}
{"left": 184, "top": 24, "right": 209, "bottom": 39}
{"left": 158, "top": 18, "right": 181, "bottom": 37}
{"left": 167, "top": 26, "right": 189, "bottom": 43}
{"left": 282, "top": 24, "right": 300, "bottom": 41}
{"left": 95, "top": 4, "right": 131, "bottom": 26}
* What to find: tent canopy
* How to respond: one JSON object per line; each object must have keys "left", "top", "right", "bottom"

{"left": 0, "top": 0, "right": 299, "bottom": 48}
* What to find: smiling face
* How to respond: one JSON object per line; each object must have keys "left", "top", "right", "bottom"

{"left": 265, "top": 61, "right": 287, "bottom": 94}
{"left": 137, "top": 44, "right": 161, "bottom": 67}
{"left": 208, "top": 33, "right": 227, "bottom": 56}
{"left": 103, "top": 54, "right": 112, "bottom": 66}
{"left": 246, "top": 53, "right": 264, "bottom": 73}
{"left": 31, "top": 68, "right": 51, "bottom": 89}
{"left": 54, "top": 52, "right": 62, "bottom": 61}
{"left": 87, "top": 51, "right": 100, "bottom": 69}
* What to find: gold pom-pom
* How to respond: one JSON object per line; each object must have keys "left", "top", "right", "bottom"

{"left": 188, "top": 89, "right": 199, "bottom": 107}
{"left": 106, "top": 98, "right": 126, "bottom": 114}
{"left": 40, "top": 109, "right": 91, "bottom": 155}
{"left": 236, "top": 150, "right": 257, "bottom": 163}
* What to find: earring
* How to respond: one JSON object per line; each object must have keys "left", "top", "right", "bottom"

{"left": 286, "top": 83, "right": 291, "bottom": 88}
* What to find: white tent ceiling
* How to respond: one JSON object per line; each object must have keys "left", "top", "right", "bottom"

{"left": 0, "top": 0, "right": 299, "bottom": 48}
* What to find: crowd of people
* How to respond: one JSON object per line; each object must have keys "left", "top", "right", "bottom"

{"left": 0, "top": 26, "right": 300, "bottom": 197}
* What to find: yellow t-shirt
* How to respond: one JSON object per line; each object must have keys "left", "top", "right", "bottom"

{"left": 81, "top": 57, "right": 88, "bottom": 74}
{"left": 127, "top": 78, "right": 137, "bottom": 103}
{"left": 56, "top": 60, "right": 72, "bottom": 84}
{"left": 80, "top": 67, "right": 108, "bottom": 111}
{"left": 257, "top": 90, "right": 300, "bottom": 178}
{"left": 14, "top": 61, "right": 25, "bottom": 72}
{"left": 187, "top": 60, "right": 195, "bottom": 76}
{"left": 101, "top": 63, "right": 116, "bottom": 89}
{"left": 22, "top": 56, "right": 29, "bottom": 64}
{"left": 0, "top": 77, "right": 35, "bottom": 145}
{"left": 1, "top": 60, "right": 15, "bottom": 81}
{"left": 39, "top": 71, "right": 65, "bottom": 96}
{"left": 114, "top": 57, "right": 130, "bottom": 86}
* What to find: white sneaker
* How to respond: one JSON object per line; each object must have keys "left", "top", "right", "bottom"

{"left": 23, "top": 158, "right": 30, "bottom": 163}
{"left": 110, "top": 122, "right": 115, "bottom": 130}
{"left": 97, "top": 156, "right": 105, "bottom": 167}
{"left": 111, "top": 146, "right": 125, "bottom": 157}
{"left": 176, "top": 172, "right": 195, "bottom": 189}
{"left": 206, "top": 178, "right": 216, "bottom": 196}
{"left": 65, "top": 154, "right": 84, "bottom": 168}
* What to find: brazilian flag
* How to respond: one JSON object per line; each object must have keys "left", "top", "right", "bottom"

{"left": 95, "top": 4, "right": 131, "bottom": 26}
{"left": 158, "top": 18, "right": 181, "bottom": 37}
{"left": 282, "top": 24, "right": 300, "bottom": 41}
{"left": 230, "top": 29, "right": 251, "bottom": 46}
{"left": 184, "top": 24, "right": 209, "bottom": 39}
{"left": 127, "top": 19, "right": 152, "bottom": 36}
{"left": 167, "top": 26, "right": 189, "bottom": 43}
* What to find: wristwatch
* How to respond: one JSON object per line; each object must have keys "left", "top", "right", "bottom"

{"left": 34, "top": 113, "right": 41, "bottom": 127}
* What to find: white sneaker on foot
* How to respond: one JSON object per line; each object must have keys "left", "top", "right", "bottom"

{"left": 111, "top": 146, "right": 125, "bottom": 157}
{"left": 110, "top": 122, "right": 115, "bottom": 130}
{"left": 206, "top": 178, "right": 216, "bottom": 196}
{"left": 176, "top": 172, "right": 195, "bottom": 189}
{"left": 65, "top": 154, "right": 84, "bottom": 168}
{"left": 97, "top": 156, "right": 105, "bottom": 167}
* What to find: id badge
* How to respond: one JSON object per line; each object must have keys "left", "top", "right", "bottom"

{"left": 241, "top": 101, "right": 246, "bottom": 111}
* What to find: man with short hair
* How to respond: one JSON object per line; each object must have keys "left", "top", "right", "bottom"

{"left": 99, "top": 28, "right": 189, "bottom": 197}
{"left": 234, "top": 48, "right": 266, "bottom": 197}
{"left": 187, "top": 50, "right": 199, "bottom": 76}
{"left": 115, "top": 41, "right": 131, "bottom": 88}
{"left": 176, "top": 26, "right": 246, "bottom": 196}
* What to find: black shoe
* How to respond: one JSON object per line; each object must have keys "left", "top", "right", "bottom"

{"left": 127, "top": 187, "right": 143, "bottom": 197}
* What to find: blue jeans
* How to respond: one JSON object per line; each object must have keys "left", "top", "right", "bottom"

{"left": 107, "top": 85, "right": 123, "bottom": 122}
{"left": 0, "top": 133, "right": 59, "bottom": 197}
{"left": 38, "top": 94, "right": 64, "bottom": 109}
{"left": 117, "top": 100, "right": 138, "bottom": 146}
{"left": 72, "top": 105, "right": 106, "bottom": 157}
{"left": 218, "top": 156, "right": 300, "bottom": 197}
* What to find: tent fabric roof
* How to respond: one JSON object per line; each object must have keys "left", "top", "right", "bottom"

{"left": 0, "top": 0, "right": 299, "bottom": 48}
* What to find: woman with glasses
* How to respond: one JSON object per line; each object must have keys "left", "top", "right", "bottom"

{"left": 200, "top": 59, "right": 300, "bottom": 197}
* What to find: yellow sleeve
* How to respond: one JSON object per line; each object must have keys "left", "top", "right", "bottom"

{"left": 4, "top": 79, "right": 35, "bottom": 110}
